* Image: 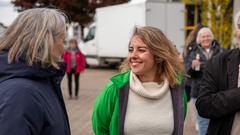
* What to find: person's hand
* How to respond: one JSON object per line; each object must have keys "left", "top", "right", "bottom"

{"left": 191, "top": 59, "right": 201, "bottom": 69}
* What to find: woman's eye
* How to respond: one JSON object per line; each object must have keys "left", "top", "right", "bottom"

{"left": 139, "top": 49, "right": 146, "bottom": 52}
{"left": 128, "top": 49, "right": 133, "bottom": 52}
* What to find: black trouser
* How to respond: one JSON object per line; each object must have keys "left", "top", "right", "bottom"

{"left": 67, "top": 69, "right": 80, "bottom": 97}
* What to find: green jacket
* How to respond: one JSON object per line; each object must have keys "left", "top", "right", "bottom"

{"left": 92, "top": 71, "right": 187, "bottom": 135}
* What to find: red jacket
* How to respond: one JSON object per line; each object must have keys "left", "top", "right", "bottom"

{"left": 63, "top": 50, "right": 86, "bottom": 74}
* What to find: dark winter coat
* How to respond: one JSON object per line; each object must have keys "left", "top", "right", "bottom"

{"left": 0, "top": 50, "right": 71, "bottom": 135}
{"left": 196, "top": 49, "right": 240, "bottom": 135}
{"left": 185, "top": 40, "right": 224, "bottom": 98}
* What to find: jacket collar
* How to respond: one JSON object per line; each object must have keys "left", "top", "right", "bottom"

{"left": 193, "top": 40, "right": 220, "bottom": 51}
{"left": 0, "top": 50, "right": 65, "bottom": 83}
{"left": 110, "top": 70, "right": 130, "bottom": 89}
{"left": 111, "top": 70, "right": 184, "bottom": 88}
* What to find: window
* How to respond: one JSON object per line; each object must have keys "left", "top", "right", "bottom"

{"left": 84, "top": 26, "right": 96, "bottom": 42}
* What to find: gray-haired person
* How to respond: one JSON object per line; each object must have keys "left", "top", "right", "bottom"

{"left": 185, "top": 27, "right": 224, "bottom": 135}
{"left": 196, "top": 11, "right": 240, "bottom": 135}
{"left": 0, "top": 8, "right": 71, "bottom": 135}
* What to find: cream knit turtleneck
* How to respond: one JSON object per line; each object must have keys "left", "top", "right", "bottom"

{"left": 124, "top": 71, "right": 174, "bottom": 135}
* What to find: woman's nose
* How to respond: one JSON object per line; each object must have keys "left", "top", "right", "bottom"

{"left": 130, "top": 51, "right": 138, "bottom": 58}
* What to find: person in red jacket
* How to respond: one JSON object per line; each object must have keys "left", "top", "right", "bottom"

{"left": 64, "top": 39, "right": 86, "bottom": 99}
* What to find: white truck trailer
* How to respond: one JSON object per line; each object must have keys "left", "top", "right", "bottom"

{"left": 82, "top": 0, "right": 185, "bottom": 67}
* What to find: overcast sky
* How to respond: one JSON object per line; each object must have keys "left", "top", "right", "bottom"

{"left": 0, "top": 0, "right": 19, "bottom": 26}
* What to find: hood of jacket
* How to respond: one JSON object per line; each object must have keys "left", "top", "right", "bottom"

{"left": 0, "top": 50, "right": 65, "bottom": 83}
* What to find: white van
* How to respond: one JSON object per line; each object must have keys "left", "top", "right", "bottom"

{"left": 82, "top": 0, "right": 185, "bottom": 67}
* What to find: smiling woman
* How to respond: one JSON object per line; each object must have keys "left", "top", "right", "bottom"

{"left": 92, "top": 26, "right": 187, "bottom": 135}
{"left": 128, "top": 35, "right": 156, "bottom": 82}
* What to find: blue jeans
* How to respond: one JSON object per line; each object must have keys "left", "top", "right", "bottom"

{"left": 193, "top": 98, "right": 209, "bottom": 135}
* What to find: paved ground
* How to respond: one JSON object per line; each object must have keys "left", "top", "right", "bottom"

{"left": 61, "top": 68, "right": 199, "bottom": 135}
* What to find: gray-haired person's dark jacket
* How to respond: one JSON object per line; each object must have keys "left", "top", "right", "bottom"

{"left": 0, "top": 50, "right": 71, "bottom": 135}
{"left": 185, "top": 40, "right": 224, "bottom": 98}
